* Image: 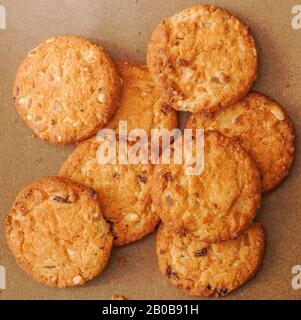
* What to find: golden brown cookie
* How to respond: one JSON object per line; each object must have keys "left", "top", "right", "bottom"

{"left": 5, "top": 176, "right": 113, "bottom": 288}
{"left": 13, "top": 36, "right": 120, "bottom": 144}
{"left": 152, "top": 131, "right": 261, "bottom": 243}
{"left": 108, "top": 61, "right": 177, "bottom": 134}
{"left": 186, "top": 92, "right": 295, "bottom": 192}
{"left": 147, "top": 5, "right": 258, "bottom": 113}
{"left": 156, "top": 223, "right": 265, "bottom": 297}
{"left": 59, "top": 138, "right": 159, "bottom": 246}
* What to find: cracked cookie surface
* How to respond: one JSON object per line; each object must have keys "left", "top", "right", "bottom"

{"left": 151, "top": 131, "right": 261, "bottom": 243}
{"left": 13, "top": 36, "right": 120, "bottom": 144}
{"left": 5, "top": 176, "right": 113, "bottom": 288}
{"left": 156, "top": 223, "right": 265, "bottom": 297}
{"left": 59, "top": 138, "right": 159, "bottom": 246}
{"left": 147, "top": 4, "right": 258, "bottom": 113}
{"left": 108, "top": 61, "right": 177, "bottom": 134}
{"left": 186, "top": 92, "right": 295, "bottom": 192}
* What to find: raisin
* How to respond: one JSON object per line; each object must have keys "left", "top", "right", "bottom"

{"left": 52, "top": 195, "right": 70, "bottom": 204}
{"left": 166, "top": 57, "right": 174, "bottom": 69}
{"left": 107, "top": 220, "right": 118, "bottom": 240}
{"left": 107, "top": 220, "right": 114, "bottom": 232}
{"left": 177, "top": 228, "right": 187, "bottom": 237}
{"left": 161, "top": 103, "right": 170, "bottom": 115}
{"left": 194, "top": 248, "right": 208, "bottom": 257}
{"left": 163, "top": 172, "right": 173, "bottom": 182}
{"left": 113, "top": 173, "right": 120, "bottom": 180}
{"left": 179, "top": 59, "right": 189, "bottom": 67}
{"left": 204, "top": 112, "right": 213, "bottom": 119}
{"left": 165, "top": 266, "right": 178, "bottom": 278}
{"left": 88, "top": 187, "right": 97, "bottom": 199}
{"left": 216, "top": 288, "right": 228, "bottom": 297}
{"left": 138, "top": 175, "right": 147, "bottom": 184}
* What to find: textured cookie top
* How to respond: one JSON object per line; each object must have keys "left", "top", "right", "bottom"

{"left": 5, "top": 177, "right": 113, "bottom": 288}
{"left": 147, "top": 5, "right": 258, "bottom": 113}
{"left": 157, "top": 223, "right": 265, "bottom": 297}
{"left": 59, "top": 138, "right": 159, "bottom": 246}
{"left": 13, "top": 36, "right": 120, "bottom": 144}
{"left": 108, "top": 61, "right": 177, "bottom": 134}
{"left": 186, "top": 92, "right": 295, "bottom": 192}
{"left": 151, "top": 131, "right": 261, "bottom": 243}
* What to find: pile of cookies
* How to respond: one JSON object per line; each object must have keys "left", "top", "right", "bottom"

{"left": 6, "top": 4, "right": 295, "bottom": 297}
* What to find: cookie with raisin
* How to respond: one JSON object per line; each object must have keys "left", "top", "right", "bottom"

{"left": 5, "top": 176, "right": 113, "bottom": 288}
{"left": 156, "top": 223, "right": 265, "bottom": 297}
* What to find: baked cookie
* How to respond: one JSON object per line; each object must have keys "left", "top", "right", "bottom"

{"left": 152, "top": 131, "right": 261, "bottom": 243}
{"left": 13, "top": 36, "right": 120, "bottom": 144}
{"left": 156, "top": 223, "right": 265, "bottom": 297}
{"left": 108, "top": 61, "right": 177, "bottom": 134}
{"left": 59, "top": 138, "right": 159, "bottom": 246}
{"left": 5, "top": 176, "right": 113, "bottom": 288}
{"left": 186, "top": 92, "right": 295, "bottom": 192}
{"left": 147, "top": 5, "right": 258, "bottom": 113}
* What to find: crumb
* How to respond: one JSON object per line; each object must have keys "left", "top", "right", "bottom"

{"left": 112, "top": 295, "right": 126, "bottom": 300}
{"left": 118, "top": 256, "right": 127, "bottom": 267}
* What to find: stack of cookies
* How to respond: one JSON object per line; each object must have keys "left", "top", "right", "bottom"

{"left": 6, "top": 4, "right": 295, "bottom": 297}
{"left": 147, "top": 5, "right": 295, "bottom": 297}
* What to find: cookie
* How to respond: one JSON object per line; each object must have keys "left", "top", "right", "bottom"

{"left": 59, "top": 138, "right": 160, "bottom": 246}
{"left": 5, "top": 176, "right": 113, "bottom": 288}
{"left": 13, "top": 36, "right": 120, "bottom": 144}
{"left": 151, "top": 131, "right": 261, "bottom": 243}
{"left": 147, "top": 4, "right": 258, "bottom": 113}
{"left": 156, "top": 223, "right": 265, "bottom": 297}
{"left": 108, "top": 61, "right": 177, "bottom": 134}
{"left": 186, "top": 92, "right": 295, "bottom": 192}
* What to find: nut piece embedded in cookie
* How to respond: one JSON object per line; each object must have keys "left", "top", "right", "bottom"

{"left": 156, "top": 223, "right": 265, "bottom": 297}
{"left": 147, "top": 4, "right": 258, "bottom": 113}
{"left": 5, "top": 176, "right": 113, "bottom": 288}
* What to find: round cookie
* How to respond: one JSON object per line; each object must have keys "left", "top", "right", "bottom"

{"left": 147, "top": 5, "right": 258, "bottom": 113}
{"left": 59, "top": 138, "right": 159, "bottom": 246}
{"left": 13, "top": 36, "right": 120, "bottom": 144}
{"left": 152, "top": 131, "right": 261, "bottom": 243}
{"left": 156, "top": 223, "right": 265, "bottom": 297}
{"left": 5, "top": 176, "right": 113, "bottom": 288}
{"left": 108, "top": 61, "right": 177, "bottom": 134}
{"left": 186, "top": 92, "right": 295, "bottom": 192}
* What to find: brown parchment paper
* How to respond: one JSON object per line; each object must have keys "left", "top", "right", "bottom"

{"left": 0, "top": 0, "right": 301, "bottom": 300}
